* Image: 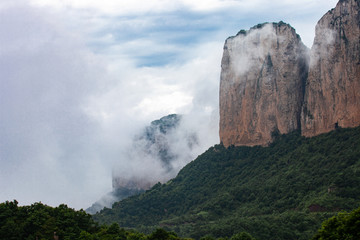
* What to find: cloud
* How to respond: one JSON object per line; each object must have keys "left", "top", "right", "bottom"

{"left": 29, "top": 0, "right": 338, "bottom": 16}
{"left": 30, "top": 0, "right": 182, "bottom": 15}
{"left": 226, "top": 24, "right": 279, "bottom": 77}
{"left": 29, "top": 0, "right": 338, "bottom": 49}
{"left": 309, "top": 27, "right": 337, "bottom": 68}
{"left": 0, "top": 1, "right": 222, "bottom": 209}
{"left": 0, "top": 0, "right": 340, "bottom": 209}
{"left": 0, "top": 2, "right": 112, "bottom": 208}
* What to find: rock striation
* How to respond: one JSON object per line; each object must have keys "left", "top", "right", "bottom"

{"left": 301, "top": 0, "right": 360, "bottom": 137}
{"left": 219, "top": 0, "right": 360, "bottom": 147}
{"left": 219, "top": 22, "right": 309, "bottom": 146}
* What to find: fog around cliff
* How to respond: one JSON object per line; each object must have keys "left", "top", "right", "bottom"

{"left": 0, "top": 1, "right": 221, "bottom": 209}
{"left": 228, "top": 24, "right": 280, "bottom": 77}
{"left": 112, "top": 112, "right": 219, "bottom": 187}
{"left": 309, "top": 28, "right": 337, "bottom": 67}
{"left": 0, "top": 0, "right": 337, "bottom": 209}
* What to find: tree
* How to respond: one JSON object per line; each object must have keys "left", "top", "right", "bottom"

{"left": 312, "top": 207, "right": 360, "bottom": 240}
{"left": 148, "top": 228, "right": 178, "bottom": 240}
{"left": 230, "top": 232, "right": 256, "bottom": 240}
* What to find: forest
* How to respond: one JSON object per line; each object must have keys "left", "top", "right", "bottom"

{"left": 1, "top": 199, "right": 359, "bottom": 239}
{"left": 94, "top": 127, "right": 360, "bottom": 239}
{"left": 0, "top": 200, "right": 258, "bottom": 240}
{"left": 1, "top": 127, "right": 359, "bottom": 239}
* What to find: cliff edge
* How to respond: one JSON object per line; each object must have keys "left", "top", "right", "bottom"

{"left": 301, "top": 0, "right": 360, "bottom": 137}
{"left": 219, "top": 22, "right": 308, "bottom": 147}
{"left": 220, "top": 0, "right": 360, "bottom": 147}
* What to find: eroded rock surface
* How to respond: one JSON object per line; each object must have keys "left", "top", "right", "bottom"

{"left": 301, "top": 0, "right": 360, "bottom": 137}
{"left": 219, "top": 22, "right": 308, "bottom": 147}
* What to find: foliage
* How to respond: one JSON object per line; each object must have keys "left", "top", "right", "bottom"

{"left": 2, "top": 127, "right": 358, "bottom": 239}
{"left": 230, "top": 232, "right": 256, "bottom": 240}
{"left": 94, "top": 127, "right": 360, "bottom": 239}
{"left": 311, "top": 206, "right": 360, "bottom": 240}
{"left": 0, "top": 200, "right": 190, "bottom": 240}
{"left": 0, "top": 200, "right": 95, "bottom": 240}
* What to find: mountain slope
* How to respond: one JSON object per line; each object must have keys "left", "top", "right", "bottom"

{"left": 94, "top": 127, "right": 360, "bottom": 240}
{"left": 87, "top": 114, "right": 198, "bottom": 214}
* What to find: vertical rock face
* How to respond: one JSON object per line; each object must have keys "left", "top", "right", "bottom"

{"left": 301, "top": 0, "right": 360, "bottom": 137}
{"left": 219, "top": 22, "right": 308, "bottom": 147}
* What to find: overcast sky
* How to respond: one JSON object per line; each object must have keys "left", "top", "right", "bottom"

{"left": 0, "top": 0, "right": 338, "bottom": 209}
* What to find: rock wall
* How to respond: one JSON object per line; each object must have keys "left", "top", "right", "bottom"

{"left": 301, "top": 0, "right": 360, "bottom": 137}
{"left": 219, "top": 22, "right": 308, "bottom": 147}
{"left": 220, "top": 0, "right": 360, "bottom": 147}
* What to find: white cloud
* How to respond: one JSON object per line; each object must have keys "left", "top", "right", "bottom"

{"left": 29, "top": 0, "right": 338, "bottom": 16}
{"left": 30, "top": 0, "right": 182, "bottom": 15}
{"left": 0, "top": 2, "right": 111, "bottom": 208}
{"left": 0, "top": 0, "right": 340, "bottom": 209}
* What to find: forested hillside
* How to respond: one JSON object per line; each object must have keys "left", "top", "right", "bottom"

{"left": 0, "top": 200, "right": 192, "bottom": 240}
{"left": 94, "top": 127, "right": 360, "bottom": 240}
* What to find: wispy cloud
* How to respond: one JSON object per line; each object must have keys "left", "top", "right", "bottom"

{"left": 0, "top": 0, "right": 338, "bottom": 209}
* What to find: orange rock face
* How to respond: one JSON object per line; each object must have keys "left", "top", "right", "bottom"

{"left": 219, "top": 22, "right": 309, "bottom": 147}
{"left": 301, "top": 0, "right": 360, "bottom": 137}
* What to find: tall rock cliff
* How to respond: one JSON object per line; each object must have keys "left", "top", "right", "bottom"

{"left": 301, "top": 0, "right": 360, "bottom": 137}
{"left": 219, "top": 22, "right": 309, "bottom": 147}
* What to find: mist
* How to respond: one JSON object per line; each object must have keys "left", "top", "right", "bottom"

{"left": 227, "top": 24, "right": 280, "bottom": 77}
{"left": 0, "top": 1, "right": 221, "bottom": 209}
{"left": 113, "top": 111, "right": 219, "bottom": 185}
{"left": 0, "top": 0, "right": 338, "bottom": 209}
{"left": 309, "top": 27, "right": 336, "bottom": 68}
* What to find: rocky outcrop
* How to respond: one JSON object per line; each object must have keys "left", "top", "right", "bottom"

{"left": 220, "top": 0, "right": 360, "bottom": 146}
{"left": 301, "top": 0, "right": 360, "bottom": 137}
{"left": 89, "top": 114, "right": 198, "bottom": 214}
{"left": 219, "top": 22, "right": 309, "bottom": 147}
{"left": 112, "top": 114, "right": 198, "bottom": 190}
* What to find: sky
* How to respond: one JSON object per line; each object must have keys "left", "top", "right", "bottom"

{"left": 0, "top": 0, "right": 338, "bottom": 209}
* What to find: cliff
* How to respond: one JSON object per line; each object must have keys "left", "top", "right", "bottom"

{"left": 219, "top": 22, "right": 308, "bottom": 147}
{"left": 220, "top": 0, "right": 360, "bottom": 146}
{"left": 88, "top": 114, "right": 198, "bottom": 214}
{"left": 301, "top": 0, "right": 360, "bottom": 137}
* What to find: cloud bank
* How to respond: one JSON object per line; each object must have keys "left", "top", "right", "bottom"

{"left": 0, "top": 0, "right": 220, "bottom": 209}
{"left": 0, "top": 0, "right": 338, "bottom": 209}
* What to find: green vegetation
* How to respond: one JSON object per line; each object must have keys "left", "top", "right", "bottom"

{"left": 2, "top": 127, "right": 358, "bottom": 239}
{"left": 1, "top": 201, "right": 357, "bottom": 240}
{"left": 0, "top": 200, "right": 95, "bottom": 240}
{"left": 312, "top": 206, "right": 360, "bottom": 240}
{"left": 94, "top": 127, "right": 360, "bottom": 240}
{"left": 0, "top": 200, "right": 195, "bottom": 240}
